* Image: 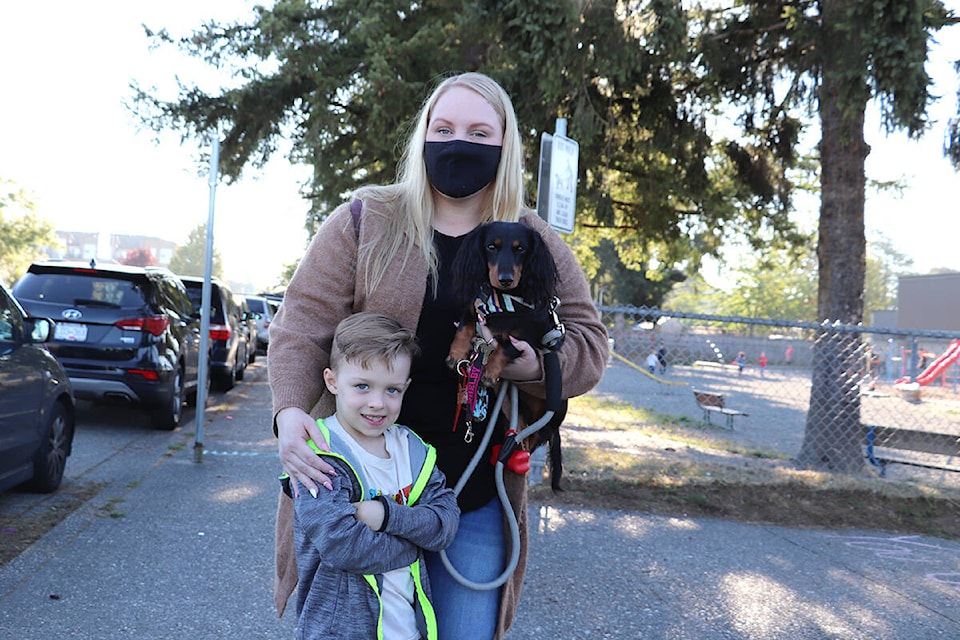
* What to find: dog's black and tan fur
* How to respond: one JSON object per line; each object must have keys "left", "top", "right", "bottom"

{"left": 447, "top": 221, "right": 559, "bottom": 377}
{"left": 446, "top": 221, "right": 566, "bottom": 490}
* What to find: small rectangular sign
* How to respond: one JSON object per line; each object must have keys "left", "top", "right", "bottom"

{"left": 537, "top": 131, "right": 579, "bottom": 234}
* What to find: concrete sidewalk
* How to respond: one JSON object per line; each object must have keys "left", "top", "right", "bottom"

{"left": 2, "top": 364, "right": 959, "bottom": 639}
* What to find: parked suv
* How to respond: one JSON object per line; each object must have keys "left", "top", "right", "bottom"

{"left": 180, "top": 276, "right": 248, "bottom": 391}
{"left": 244, "top": 295, "right": 279, "bottom": 354}
{"left": 0, "top": 283, "right": 75, "bottom": 493}
{"left": 12, "top": 261, "right": 202, "bottom": 430}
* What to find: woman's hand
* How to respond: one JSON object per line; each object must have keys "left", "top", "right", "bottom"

{"left": 500, "top": 336, "right": 542, "bottom": 382}
{"left": 277, "top": 407, "right": 336, "bottom": 498}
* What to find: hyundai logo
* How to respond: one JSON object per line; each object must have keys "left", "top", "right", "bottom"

{"left": 62, "top": 309, "right": 83, "bottom": 320}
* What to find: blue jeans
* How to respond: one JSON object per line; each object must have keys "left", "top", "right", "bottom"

{"left": 425, "top": 498, "right": 505, "bottom": 640}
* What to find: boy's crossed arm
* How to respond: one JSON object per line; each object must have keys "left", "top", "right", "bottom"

{"left": 358, "top": 466, "right": 460, "bottom": 553}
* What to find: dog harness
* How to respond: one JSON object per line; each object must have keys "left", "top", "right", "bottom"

{"left": 452, "top": 290, "right": 565, "bottom": 443}
{"left": 476, "top": 290, "right": 532, "bottom": 316}
{"left": 452, "top": 290, "right": 534, "bottom": 442}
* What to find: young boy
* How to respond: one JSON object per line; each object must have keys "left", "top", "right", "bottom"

{"left": 283, "top": 312, "right": 460, "bottom": 640}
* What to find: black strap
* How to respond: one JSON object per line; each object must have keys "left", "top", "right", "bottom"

{"left": 350, "top": 198, "right": 362, "bottom": 238}
{"left": 543, "top": 350, "right": 562, "bottom": 413}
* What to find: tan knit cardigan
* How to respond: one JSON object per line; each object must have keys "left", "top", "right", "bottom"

{"left": 268, "top": 189, "right": 609, "bottom": 638}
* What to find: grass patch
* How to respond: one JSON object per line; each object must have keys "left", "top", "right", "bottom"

{"left": 0, "top": 481, "right": 105, "bottom": 567}
{"left": 535, "top": 394, "right": 960, "bottom": 540}
{"left": 98, "top": 496, "right": 127, "bottom": 519}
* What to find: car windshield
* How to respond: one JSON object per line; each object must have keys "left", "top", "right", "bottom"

{"left": 184, "top": 286, "right": 224, "bottom": 322}
{"left": 16, "top": 273, "right": 145, "bottom": 308}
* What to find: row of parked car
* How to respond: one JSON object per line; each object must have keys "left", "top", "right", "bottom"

{"left": 0, "top": 259, "right": 282, "bottom": 495}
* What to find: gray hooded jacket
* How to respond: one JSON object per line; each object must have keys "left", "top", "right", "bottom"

{"left": 287, "top": 418, "right": 459, "bottom": 640}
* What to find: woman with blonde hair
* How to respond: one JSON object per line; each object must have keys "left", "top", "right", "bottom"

{"left": 270, "top": 71, "right": 608, "bottom": 639}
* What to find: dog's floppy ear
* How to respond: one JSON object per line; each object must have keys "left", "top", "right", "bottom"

{"left": 451, "top": 225, "right": 491, "bottom": 308}
{"left": 520, "top": 228, "right": 559, "bottom": 307}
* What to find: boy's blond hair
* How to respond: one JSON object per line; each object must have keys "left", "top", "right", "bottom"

{"left": 329, "top": 312, "right": 419, "bottom": 372}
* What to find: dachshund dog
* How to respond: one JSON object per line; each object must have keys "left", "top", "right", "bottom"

{"left": 447, "top": 222, "right": 563, "bottom": 381}
{"left": 447, "top": 221, "right": 567, "bottom": 490}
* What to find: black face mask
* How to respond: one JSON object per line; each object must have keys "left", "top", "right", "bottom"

{"left": 424, "top": 140, "right": 502, "bottom": 199}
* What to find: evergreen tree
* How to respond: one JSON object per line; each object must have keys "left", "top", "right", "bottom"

{"left": 131, "top": 1, "right": 959, "bottom": 471}
{"left": 130, "top": 0, "right": 799, "bottom": 272}
{"left": 695, "top": 0, "right": 957, "bottom": 470}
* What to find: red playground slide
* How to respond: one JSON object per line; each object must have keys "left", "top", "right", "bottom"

{"left": 898, "top": 339, "right": 960, "bottom": 387}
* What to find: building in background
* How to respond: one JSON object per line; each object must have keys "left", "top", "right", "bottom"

{"left": 49, "top": 231, "right": 176, "bottom": 268}
{"left": 897, "top": 273, "right": 960, "bottom": 333}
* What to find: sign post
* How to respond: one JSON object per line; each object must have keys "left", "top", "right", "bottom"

{"left": 536, "top": 118, "right": 579, "bottom": 234}
{"left": 194, "top": 135, "right": 219, "bottom": 464}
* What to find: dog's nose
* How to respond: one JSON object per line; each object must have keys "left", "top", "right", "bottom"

{"left": 498, "top": 276, "right": 514, "bottom": 287}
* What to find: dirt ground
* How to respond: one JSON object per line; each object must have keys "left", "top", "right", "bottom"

{"left": 528, "top": 364, "right": 960, "bottom": 541}
{"left": 530, "top": 469, "right": 960, "bottom": 541}
{"left": 0, "top": 481, "right": 103, "bottom": 568}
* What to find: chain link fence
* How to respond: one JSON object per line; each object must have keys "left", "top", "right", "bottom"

{"left": 596, "top": 305, "right": 960, "bottom": 484}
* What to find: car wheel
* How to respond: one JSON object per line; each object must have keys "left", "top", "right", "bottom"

{"left": 214, "top": 363, "right": 236, "bottom": 392}
{"left": 186, "top": 370, "right": 210, "bottom": 407}
{"left": 236, "top": 352, "right": 246, "bottom": 381}
{"left": 27, "top": 401, "right": 73, "bottom": 493}
{"left": 151, "top": 368, "right": 184, "bottom": 430}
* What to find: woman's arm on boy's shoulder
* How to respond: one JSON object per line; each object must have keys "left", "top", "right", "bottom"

{"left": 269, "top": 202, "right": 358, "bottom": 419}
{"left": 378, "top": 466, "right": 460, "bottom": 552}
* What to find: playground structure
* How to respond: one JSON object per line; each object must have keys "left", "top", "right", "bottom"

{"left": 894, "top": 339, "right": 960, "bottom": 389}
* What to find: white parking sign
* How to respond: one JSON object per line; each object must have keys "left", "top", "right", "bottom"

{"left": 536, "top": 120, "right": 579, "bottom": 234}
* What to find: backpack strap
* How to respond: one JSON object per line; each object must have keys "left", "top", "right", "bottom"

{"left": 349, "top": 198, "right": 362, "bottom": 238}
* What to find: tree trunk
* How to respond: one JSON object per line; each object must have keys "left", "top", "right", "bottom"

{"left": 796, "top": 0, "right": 869, "bottom": 472}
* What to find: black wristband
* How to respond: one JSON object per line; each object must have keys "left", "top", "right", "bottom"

{"left": 374, "top": 495, "right": 391, "bottom": 533}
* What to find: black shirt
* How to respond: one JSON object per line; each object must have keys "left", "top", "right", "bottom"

{"left": 399, "top": 230, "right": 501, "bottom": 513}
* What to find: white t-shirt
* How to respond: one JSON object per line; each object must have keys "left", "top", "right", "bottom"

{"left": 327, "top": 416, "right": 419, "bottom": 640}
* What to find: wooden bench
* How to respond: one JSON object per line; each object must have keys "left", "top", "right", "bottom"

{"left": 864, "top": 425, "right": 960, "bottom": 476}
{"left": 692, "top": 389, "right": 748, "bottom": 429}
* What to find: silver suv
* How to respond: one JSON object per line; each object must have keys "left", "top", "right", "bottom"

{"left": 244, "top": 295, "right": 280, "bottom": 354}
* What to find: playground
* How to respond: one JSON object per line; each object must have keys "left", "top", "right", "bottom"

{"left": 891, "top": 338, "right": 960, "bottom": 393}
{"left": 589, "top": 351, "right": 960, "bottom": 484}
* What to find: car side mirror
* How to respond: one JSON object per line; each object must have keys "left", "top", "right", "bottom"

{"left": 25, "top": 317, "right": 53, "bottom": 343}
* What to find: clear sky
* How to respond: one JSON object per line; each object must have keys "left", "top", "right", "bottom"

{"left": 0, "top": 1, "right": 307, "bottom": 293}
{"left": 1, "top": 2, "right": 958, "bottom": 293}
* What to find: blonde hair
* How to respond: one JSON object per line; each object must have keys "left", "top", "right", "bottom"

{"left": 357, "top": 72, "right": 527, "bottom": 293}
{"left": 329, "top": 312, "right": 419, "bottom": 372}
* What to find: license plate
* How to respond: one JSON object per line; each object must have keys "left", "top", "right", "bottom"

{"left": 54, "top": 322, "right": 88, "bottom": 342}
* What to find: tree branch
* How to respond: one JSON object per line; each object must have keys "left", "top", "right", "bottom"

{"left": 712, "top": 20, "right": 789, "bottom": 42}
